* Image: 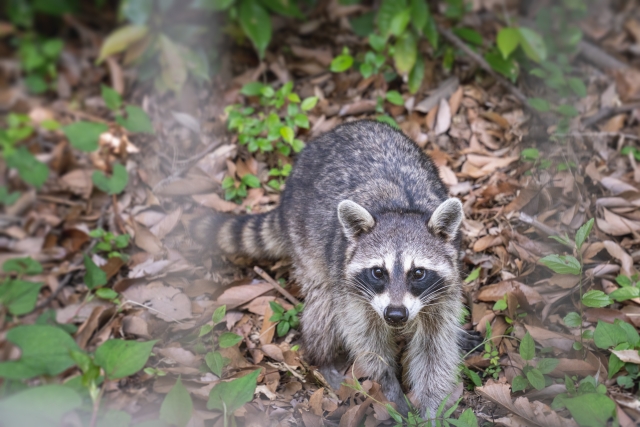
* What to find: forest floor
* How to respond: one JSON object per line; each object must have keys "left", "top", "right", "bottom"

{"left": 2, "top": 1, "right": 640, "bottom": 426}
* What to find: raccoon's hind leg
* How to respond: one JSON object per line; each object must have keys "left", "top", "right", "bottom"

{"left": 190, "top": 210, "right": 287, "bottom": 260}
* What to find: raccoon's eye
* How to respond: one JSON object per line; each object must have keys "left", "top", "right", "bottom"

{"left": 412, "top": 268, "right": 426, "bottom": 280}
{"left": 371, "top": 267, "right": 384, "bottom": 279}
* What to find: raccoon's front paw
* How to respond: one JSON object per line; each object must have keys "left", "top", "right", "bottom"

{"left": 318, "top": 365, "right": 345, "bottom": 390}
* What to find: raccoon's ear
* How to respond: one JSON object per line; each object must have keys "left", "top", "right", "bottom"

{"left": 428, "top": 198, "right": 463, "bottom": 241}
{"left": 338, "top": 200, "right": 375, "bottom": 239}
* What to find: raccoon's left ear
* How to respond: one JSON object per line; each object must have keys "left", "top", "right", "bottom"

{"left": 428, "top": 198, "right": 463, "bottom": 241}
{"left": 338, "top": 200, "right": 375, "bottom": 240}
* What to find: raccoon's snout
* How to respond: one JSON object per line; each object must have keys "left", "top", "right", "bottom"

{"left": 384, "top": 306, "right": 408, "bottom": 324}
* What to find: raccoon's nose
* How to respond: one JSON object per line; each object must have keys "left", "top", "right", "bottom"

{"left": 384, "top": 306, "right": 408, "bottom": 324}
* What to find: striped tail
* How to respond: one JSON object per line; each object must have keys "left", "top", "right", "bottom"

{"left": 190, "top": 210, "right": 287, "bottom": 260}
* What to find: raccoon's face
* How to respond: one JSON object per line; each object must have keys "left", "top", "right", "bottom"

{"left": 338, "top": 199, "right": 463, "bottom": 326}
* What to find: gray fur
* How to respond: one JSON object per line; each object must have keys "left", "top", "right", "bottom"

{"left": 193, "top": 120, "right": 463, "bottom": 417}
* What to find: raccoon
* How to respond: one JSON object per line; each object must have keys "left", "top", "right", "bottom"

{"left": 194, "top": 120, "right": 464, "bottom": 417}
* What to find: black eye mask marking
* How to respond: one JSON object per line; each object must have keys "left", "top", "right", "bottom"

{"left": 354, "top": 267, "right": 387, "bottom": 294}
{"left": 409, "top": 270, "right": 443, "bottom": 297}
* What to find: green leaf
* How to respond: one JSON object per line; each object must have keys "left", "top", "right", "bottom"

{"left": 608, "top": 353, "right": 624, "bottom": 379}
{"left": 219, "top": 332, "right": 243, "bottom": 348}
{"left": 497, "top": 27, "right": 520, "bottom": 58}
{"left": 92, "top": 163, "right": 129, "bottom": 195}
{"left": 240, "top": 82, "right": 266, "bottom": 96}
{"left": 96, "top": 288, "right": 118, "bottom": 300}
{"left": 94, "top": 339, "right": 157, "bottom": 380}
{"left": 563, "top": 312, "right": 582, "bottom": 328}
{"left": 369, "top": 34, "right": 386, "bottom": 53}
{"left": 484, "top": 51, "right": 519, "bottom": 82}
{"left": 280, "top": 126, "right": 294, "bottom": 144}
{"left": 528, "top": 98, "right": 550, "bottom": 112}
{"left": 213, "top": 305, "right": 226, "bottom": 324}
{"left": 568, "top": 77, "right": 587, "bottom": 98}
{"left": 609, "top": 286, "right": 640, "bottom": 302}
{"left": 96, "top": 410, "right": 132, "bottom": 427}
{"left": 238, "top": 0, "right": 272, "bottom": 59}
{"left": 349, "top": 11, "right": 375, "bottom": 37}
{"left": 582, "top": 290, "right": 612, "bottom": 308}
{"left": 294, "top": 113, "right": 309, "bottom": 128}
{"left": 556, "top": 104, "right": 579, "bottom": 117}
{"left": 259, "top": 0, "right": 303, "bottom": 18}
{"left": 521, "top": 147, "right": 540, "bottom": 161}
{"left": 301, "top": 96, "right": 318, "bottom": 111}
{"left": 616, "top": 319, "right": 639, "bottom": 346}
{"left": 493, "top": 298, "right": 507, "bottom": 311}
{"left": 519, "top": 331, "right": 535, "bottom": 361}
{"left": 461, "top": 366, "right": 482, "bottom": 387}
{"left": 389, "top": 8, "right": 411, "bottom": 37}
{"left": 62, "top": 121, "right": 108, "bottom": 152}
{"left": 330, "top": 53, "right": 354, "bottom": 72}
{"left": 207, "top": 369, "right": 260, "bottom": 413}
{"left": 616, "top": 275, "right": 633, "bottom": 287}
{"left": 464, "top": 267, "right": 481, "bottom": 283}
{"left": 0, "top": 385, "right": 82, "bottom": 427}
{"left": 593, "top": 321, "right": 627, "bottom": 349}
{"left": 562, "top": 393, "right": 616, "bottom": 427}
{"left": 205, "top": 351, "right": 228, "bottom": 377}
{"left": 407, "top": 56, "right": 424, "bottom": 94}
{"left": 0, "top": 186, "right": 20, "bottom": 206}
{"left": 575, "top": 218, "right": 594, "bottom": 251}
{"left": 116, "top": 105, "right": 154, "bottom": 133}
{"left": 98, "top": 25, "right": 149, "bottom": 63}
{"left": 0, "top": 325, "right": 81, "bottom": 379}
{"left": 409, "top": 0, "right": 427, "bottom": 33}
{"left": 449, "top": 408, "right": 478, "bottom": 427}
{"left": 393, "top": 31, "right": 417, "bottom": 75}
{"left": 423, "top": 7, "right": 438, "bottom": 49}
{"left": 452, "top": 28, "right": 483, "bottom": 46}
{"left": 385, "top": 90, "right": 404, "bottom": 106}
{"left": 0, "top": 279, "right": 42, "bottom": 315}
{"left": 277, "top": 320, "right": 290, "bottom": 336}
{"left": 241, "top": 174, "right": 261, "bottom": 188}
{"left": 3, "top": 257, "right": 42, "bottom": 275}
{"left": 517, "top": 27, "right": 547, "bottom": 62}
{"left": 526, "top": 368, "right": 545, "bottom": 390}
{"left": 539, "top": 254, "right": 581, "bottom": 275}
{"left": 536, "top": 358, "right": 559, "bottom": 375}
{"left": 101, "top": 85, "right": 122, "bottom": 111}
{"left": 377, "top": 0, "right": 407, "bottom": 38}
{"left": 160, "top": 377, "right": 193, "bottom": 427}
{"left": 83, "top": 255, "right": 107, "bottom": 290}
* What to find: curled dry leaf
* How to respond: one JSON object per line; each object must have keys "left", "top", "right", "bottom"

{"left": 477, "top": 280, "right": 543, "bottom": 305}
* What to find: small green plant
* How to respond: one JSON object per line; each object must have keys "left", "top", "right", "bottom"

{"left": 592, "top": 319, "right": 640, "bottom": 382}
{"left": 551, "top": 375, "right": 616, "bottom": 427}
{"left": 268, "top": 163, "right": 292, "bottom": 191}
{"left": 89, "top": 228, "right": 131, "bottom": 260}
{"left": 17, "top": 36, "right": 63, "bottom": 94}
{"left": 511, "top": 332, "right": 559, "bottom": 392}
{"left": 482, "top": 321, "right": 501, "bottom": 379}
{"left": 222, "top": 173, "right": 261, "bottom": 203}
{"left": 0, "top": 257, "right": 43, "bottom": 316}
{"left": 207, "top": 369, "right": 260, "bottom": 426}
{"left": 386, "top": 394, "right": 479, "bottom": 427}
{"left": 202, "top": 305, "right": 233, "bottom": 378}
{"left": 621, "top": 146, "right": 640, "bottom": 161}
{"left": 1, "top": 113, "right": 49, "bottom": 189}
{"left": 269, "top": 301, "right": 303, "bottom": 337}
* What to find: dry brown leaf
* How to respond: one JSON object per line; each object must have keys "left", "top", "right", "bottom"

{"left": 449, "top": 85, "right": 463, "bottom": 116}
{"left": 261, "top": 344, "right": 284, "bottom": 362}
{"left": 150, "top": 207, "right": 182, "bottom": 239}
{"left": 60, "top": 169, "right": 93, "bottom": 198}
{"left": 122, "top": 281, "right": 192, "bottom": 322}
{"left": 309, "top": 388, "right": 325, "bottom": 416}
{"left": 462, "top": 155, "right": 519, "bottom": 179}
{"left": 612, "top": 349, "right": 640, "bottom": 364}
{"left": 477, "top": 280, "right": 543, "bottom": 305}
{"left": 133, "top": 222, "right": 164, "bottom": 255}
{"left": 434, "top": 98, "right": 451, "bottom": 135}
{"left": 476, "top": 381, "right": 578, "bottom": 427}
{"left": 473, "top": 234, "right": 502, "bottom": 252}
{"left": 603, "top": 240, "right": 636, "bottom": 276}
{"left": 157, "top": 347, "right": 201, "bottom": 367}
{"left": 192, "top": 193, "right": 238, "bottom": 212}
{"left": 524, "top": 325, "right": 574, "bottom": 352}
{"left": 216, "top": 282, "right": 272, "bottom": 309}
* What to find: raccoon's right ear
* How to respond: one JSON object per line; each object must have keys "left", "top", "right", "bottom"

{"left": 338, "top": 200, "right": 375, "bottom": 239}
{"left": 428, "top": 198, "right": 463, "bottom": 241}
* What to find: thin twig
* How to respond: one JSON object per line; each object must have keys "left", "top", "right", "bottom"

{"left": 254, "top": 266, "right": 301, "bottom": 305}
{"left": 518, "top": 212, "right": 558, "bottom": 238}
{"left": 33, "top": 200, "right": 112, "bottom": 312}
{"left": 581, "top": 102, "right": 640, "bottom": 129}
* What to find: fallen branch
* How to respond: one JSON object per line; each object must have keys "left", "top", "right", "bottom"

{"left": 254, "top": 266, "right": 301, "bottom": 306}
{"left": 581, "top": 102, "right": 640, "bottom": 128}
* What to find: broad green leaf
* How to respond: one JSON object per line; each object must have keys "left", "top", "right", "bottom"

{"left": 452, "top": 28, "right": 483, "bottom": 46}
{"left": 616, "top": 319, "right": 639, "bottom": 346}
{"left": 280, "top": 126, "right": 294, "bottom": 144}
{"left": 568, "top": 77, "right": 587, "bottom": 98}
{"left": 608, "top": 353, "right": 624, "bottom": 379}
{"left": 83, "top": 255, "right": 107, "bottom": 290}
{"left": 464, "top": 267, "right": 481, "bottom": 283}
{"left": 517, "top": 27, "right": 547, "bottom": 63}
{"left": 369, "top": 34, "right": 386, "bottom": 52}
{"left": 301, "top": 96, "right": 318, "bottom": 111}
{"left": 0, "top": 279, "right": 42, "bottom": 315}
{"left": 117, "top": 105, "right": 154, "bottom": 133}
{"left": 556, "top": 104, "right": 579, "bottom": 117}
{"left": 409, "top": 0, "right": 427, "bottom": 33}
{"left": 539, "top": 254, "right": 581, "bottom": 275}
{"left": 526, "top": 368, "right": 545, "bottom": 390}
{"left": 238, "top": 0, "right": 271, "bottom": 59}
{"left": 389, "top": 9, "right": 411, "bottom": 37}
{"left": 563, "top": 312, "right": 582, "bottom": 328}
{"left": 349, "top": 11, "right": 375, "bottom": 37}
{"left": 521, "top": 147, "right": 539, "bottom": 161}
{"left": 205, "top": 351, "right": 227, "bottom": 377}
{"left": 219, "top": 332, "right": 243, "bottom": 348}
{"left": 536, "top": 358, "right": 559, "bottom": 374}
{"left": 0, "top": 385, "right": 82, "bottom": 427}
{"left": 92, "top": 163, "right": 129, "bottom": 195}
{"left": 593, "top": 321, "right": 627, "bottom": 349}
{"left": 582, "top": 290, "right": 612, "bottom": 308}
{"left": 213, "top": 305, "right": 226, "bottom": 324}
{"left": 385, "top": 90, "right": 404, "bottom": 106}
{"left": 0, "top": 325, "right": 80, "bottom": 379}
{"left": 484, "top": 51, "right": 519, "bottom": 82}
{"left": 519, "top": 331, "right": 535, "bottom": 361}
{"left": 528, "top": 98, "right": 550, "bottom": 112}
{"left": 616, "top": 275, "right": 633, "bottom": 287}
{"left": 207, "top": 369, "right": 260, "bottom": 412}
{"left": 277, "top": 320, "right": 290, "bottom": 336}
{"left": 63, "top": 121, "right": 108, "bottom": 152}
{"left": 101, "top": 85, "right": 122, "bottom": 111}
{"left": 0, "top": 186, "right": 20, "bottom": 206}
{"left": 562, "top": 393, "right": 616, "bottom": 427}
{"left": 240, "top": 82, "right": 265, "bottom": 96}
{"left": 609, "top": 286, "right": 640, "bottom": 302}
{"left": 260, "top": 0, "right": 303, "bottom": 18}
{"left": 575, "top": 218, "right": 594, "bottom": 250}
{"left": 377, "top": 0, "right": 407, "bottom": 38}
{"left": 96, "top": 288, "right": 118, "bottom": 300}
{"left": 98, "top": 25, "right": 148, "bottom": 63}
{"left": 408, "top": 56, "right": 424, "bottom": 94}
{"left": 96, "top": 411, "right": 131, "bottom": 427}
{"left": 461, "top": 366, "right": 481, "bottom": 387}
{"left": 94, "top": 339, "right": 157, "bottom": 379}
{"left": 393, "top": 31, "right": 417, "bottom": 75}
{"left": 241, "top": 173, "right": 261, "bottom": 188}
{"left": 493, "top": 298, "right": 507, "bottom": 311}
{"left": 294, "top": 113, "right": 309, "bottom": 129}
{"left": 3, "top": 257, "right": 42, "bottom": 275}
{"left": 330, "top": 54, "right": 354, "bottom": 72}
{"left": 160, "top": 377, "right": 193, "bottom": 427}
{"left": 423, "top": 7, "right": 438, "bottom": 49}
{"left": 497, "top": 27, "right": 520, "bottom": 58}
{"left": 5, "top": 147, "right": 49, "bottom": 188}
